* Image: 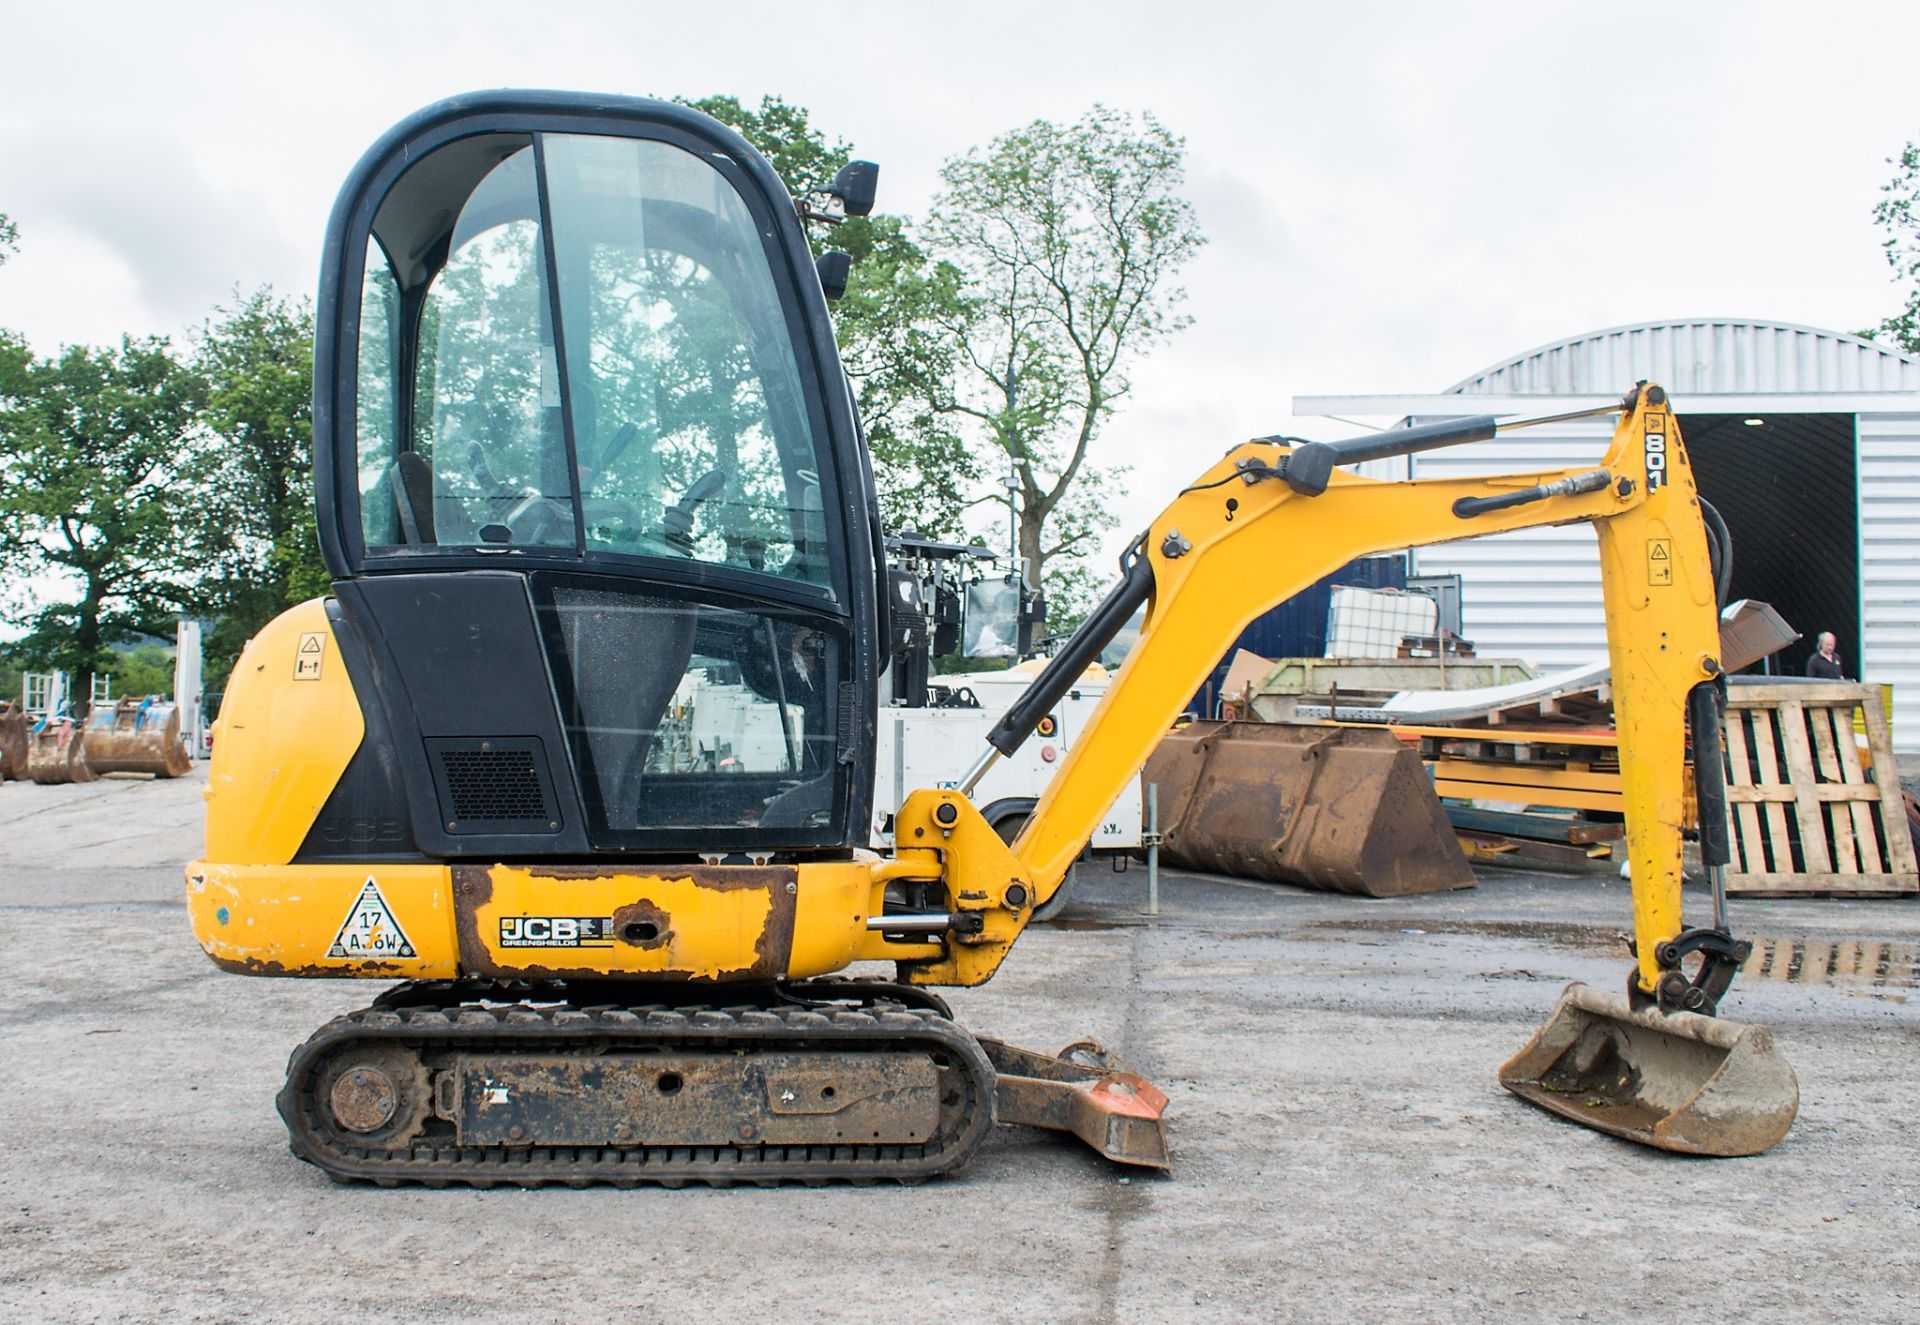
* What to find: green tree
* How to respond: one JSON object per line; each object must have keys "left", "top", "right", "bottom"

{"left": 681, "top": 95, "right": 977, "bottom": 536}
{"left": 0, "top": 213, "right": 16, "bottom": 265}
{"left": 921, "top": 107, "right": 1204, "bottom": 617}
{"left": 194, "top": 288, "right": 325, "bottom": 691}
{"left": 105, "top": 643, "right": 175, "bottom": 697}
{"left": 0, "top": 336, "right": 218, "bottom": 715}
{"left": 1871, "top": 142, "right": 1920, "bottom": 353}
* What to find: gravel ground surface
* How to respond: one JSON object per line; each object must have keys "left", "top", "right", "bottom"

{"left": 2, "top": 767, "right": 1916, "bottom": 1323}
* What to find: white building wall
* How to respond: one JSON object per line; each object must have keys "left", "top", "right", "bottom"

{"left": 1403, "top": 418, "right": 1616, "bottom": 670}
{"left": 1858, "top": 414, "right": 1920, "bottom": 750}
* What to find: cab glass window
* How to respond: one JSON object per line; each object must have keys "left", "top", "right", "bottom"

{"left": 352, "top": 130, "right": 831, "bottom": 584}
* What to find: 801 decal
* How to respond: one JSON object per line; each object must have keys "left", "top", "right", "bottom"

{"left": 1644, "top": 423, "right": 1667, "bottom": 492}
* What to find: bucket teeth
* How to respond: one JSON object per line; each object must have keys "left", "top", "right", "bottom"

{"left": 1499, "top": 981, "right": 1799, "bottom": 1157}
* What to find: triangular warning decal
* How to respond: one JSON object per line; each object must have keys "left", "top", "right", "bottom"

{"left": 327, "top": 878, "right": 417, "bottom": 959}
{"left": 1650, "top": 543, "right": 1670, "bottom": 559}
{"left": 299, "top": 634, "right": 323, "bottom": 653}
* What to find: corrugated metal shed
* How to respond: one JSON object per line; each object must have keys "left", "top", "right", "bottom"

{"left": 1296, "top": 319, "right": 1920, "bottom": 751}
{"left": 1449, "top": 318, "right": 1920, "bottom": 395}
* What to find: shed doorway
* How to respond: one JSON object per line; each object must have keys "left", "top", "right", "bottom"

{"left": 1680, "top": 413, "right": 1858, "bottom": 676}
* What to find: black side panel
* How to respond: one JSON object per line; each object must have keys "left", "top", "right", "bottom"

{"left": 295, "top": 597, "right": 425, "bottom": 863}
{"left": 333, "top": 572, "right": 594, "bottom": 859}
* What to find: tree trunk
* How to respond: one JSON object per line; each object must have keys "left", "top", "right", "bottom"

{"left": 71, "top": 590, "right": 102, "bottom": 720}
{"left": 1018, "top": 509, "right": 1047, "bottom": 593}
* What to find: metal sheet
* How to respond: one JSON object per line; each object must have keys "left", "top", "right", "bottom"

{"left": 1860, "top": 415, "right": 1920, "bottom": 752}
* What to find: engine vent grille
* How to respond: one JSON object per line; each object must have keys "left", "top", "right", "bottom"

{"left": 425, "top": 740, "right": 557, "bottom": 831}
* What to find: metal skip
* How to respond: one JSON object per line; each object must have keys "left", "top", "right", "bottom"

{"left": 27, "top": 718, "right": 95, "bottom": 785}
{"left": 0, "top": 701, "right": 26, "bottom": 780}
{"left": 81, "top": 699, "right": 193, "bottom": 777}
{"left": 1142, "top": 721, "right": 1474, "bottom": 897}
{"left": 1499, "top": 982, "right": 1799, "bottom": 1157}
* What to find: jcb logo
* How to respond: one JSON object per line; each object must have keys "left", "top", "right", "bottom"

{"left": 499, "top": 916, "right": 611, "bottom": 948}
{"left": 1645, "top": 432, "right": 1667, "bottom": 492}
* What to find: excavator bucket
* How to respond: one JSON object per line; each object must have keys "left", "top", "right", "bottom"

{"left": 0, "top": 701, "right": 26, "bottom": 781}
{"left": 82, "top": 699, "right": 193, "bottom": 778}
{"left": 1143, "top": 720, "right": 1474, "bottom": 896}
{"left": 1500, "top": 982, "right": 1799, "bottom": 1157}
{"left": 27, "top": 719, "right": 96, "bottom": 785}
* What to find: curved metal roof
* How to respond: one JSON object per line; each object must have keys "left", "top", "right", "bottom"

{"left": 1448, "top": 318, "right": 1920, "bottom": 395}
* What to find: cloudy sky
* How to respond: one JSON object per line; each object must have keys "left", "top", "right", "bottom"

{"left": 3, "top": 0, "right": 1917, "bottom": 556}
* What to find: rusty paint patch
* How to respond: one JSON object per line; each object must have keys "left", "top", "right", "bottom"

{"left": 452, "top": 862, "right": 798, "bottom": 983}
{"left": 513, "top": 863, "right": 794, "bottom": 894}
{"left": 451, "top": 863, "right": 497, "bottom": 977}
{"left": 611, "top": 899, "right": 673, "bottom": 949}
{"left": 211, "top": 953, "right": 414, "bottom": 978}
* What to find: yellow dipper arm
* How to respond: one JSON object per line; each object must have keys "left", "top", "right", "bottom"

{"left": 899, "top": 385, "right": 1721, "bottom": 996}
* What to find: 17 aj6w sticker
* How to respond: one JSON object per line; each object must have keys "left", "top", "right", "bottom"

{"left": 327, "top": 878, "right": 417, "bottom": 959}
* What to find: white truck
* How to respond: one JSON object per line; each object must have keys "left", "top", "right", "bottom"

{"left": 869, "top": 660, "right": 1144, "bottom": 864}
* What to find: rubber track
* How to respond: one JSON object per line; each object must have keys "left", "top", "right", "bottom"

{"left": 278, "top": 1000, "right": 998, "bottom": 1188}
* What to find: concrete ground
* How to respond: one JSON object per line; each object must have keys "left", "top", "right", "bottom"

{"left": 1, "top": 767, "right": 1916, "bottom": 1324}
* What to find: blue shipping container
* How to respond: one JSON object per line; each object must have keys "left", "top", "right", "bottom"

{"left": 1187, "top": 554, "right": 1408, "bottom": 717}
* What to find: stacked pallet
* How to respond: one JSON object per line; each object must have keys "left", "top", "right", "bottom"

{"left": 1720, "top": 682, "right": 1917, "bottom": 895}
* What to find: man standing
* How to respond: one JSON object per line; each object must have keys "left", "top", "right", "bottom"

{"left": 1805, "top": 631, "right": 1848, "bottom": 680}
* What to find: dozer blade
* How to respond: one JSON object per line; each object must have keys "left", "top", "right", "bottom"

{"left": 979, "top": 1037, "right": 1171, "bottom": 1171}
{"left": 1499, "top": 981, "right": 1799, "bottom": 1157}
{"left": 1143, "top": 720, "right": 1473, "bottom": 896}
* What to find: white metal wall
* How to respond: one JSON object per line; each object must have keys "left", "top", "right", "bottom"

{"left": 1403, "top": 417, "right": 1616, "bottom": 670}
{"left": 1858, "top": 413, "right": 1920, "bottom": 750}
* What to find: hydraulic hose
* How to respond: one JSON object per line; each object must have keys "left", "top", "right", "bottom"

{"left": 985, "top": 543, "right": 1154, "bottom": 757}
{"left": 1699, "top": 496, "right": 1733, "bottom": 607}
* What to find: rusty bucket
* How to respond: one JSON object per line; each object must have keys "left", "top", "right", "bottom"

{"left": 82, "top": 698, "right": 193, "bottom": 777}
{"left": 1500, "top": 982, "right": 1799, "bottom": 1156}
{"left": 1142, "top": 721, "right": 1473, "bottom": 896}
{"left": 0, "top": 701, "right": 26, "bottom": 781}
{"left": 27, "top": 718, "right": 96, "bottom": 785}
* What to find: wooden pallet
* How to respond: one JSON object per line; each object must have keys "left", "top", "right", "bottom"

{"left": 1721, "top": 683, "right": 1918, "bottom": 895}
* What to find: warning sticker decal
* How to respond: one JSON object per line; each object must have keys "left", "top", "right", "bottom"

{"left": 1647, "top": 537, "right": 1673, "bottom": 586}
{"left": 294, "top": 632, "right": 325, "bottom": 681}
{"left": 327, "top": 878, "right": 417, "bottom": 960}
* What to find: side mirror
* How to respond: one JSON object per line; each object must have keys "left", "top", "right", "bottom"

{"left": 798, "top": 160, "right": 880, "bottom": 226}
{"left": 1017, "top": 590, "right": 1047, "bottom": 658}
{"left": 829, "top": 160, "right": 879, "bottom": 217}
{"left": 886, "top": 567, "right": 929, "bottom": 654}
{"left": 816, "top": 250, "right": 852, "bottom": 301}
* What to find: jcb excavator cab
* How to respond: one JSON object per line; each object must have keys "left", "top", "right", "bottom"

{"left": 311, "top": 93, "right": 883, "bottom": 861}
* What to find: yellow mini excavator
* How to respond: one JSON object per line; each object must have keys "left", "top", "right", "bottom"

{"left": 187, "top": 91, "right": 1798, "bottom": 1185}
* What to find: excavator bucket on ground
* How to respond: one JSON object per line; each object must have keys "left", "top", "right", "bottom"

{"left": 83, "top": 699, "right": 193, "bottom": 777}
{"left": 1499, "top": 982, "right": 1799, "bottom": 1157}
{"left": 0, "top": 701, "right": 26, "bottom": 781}
{"left": 1143, "top": 720, "right": 1474, "bottom": 896}
{"left": 27, "top": 719, "right": 95, "bottom": 785}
